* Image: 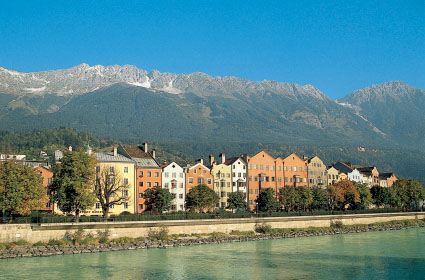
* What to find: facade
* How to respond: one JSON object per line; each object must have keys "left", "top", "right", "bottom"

{"left": 358, "top": 166, "right": 380, "bottom": 187}
{"left": 326, "top": 166, "right": 341, "bottom": 186}
{"left": 34, "top": 166, "right": 54, "bottom": 212}
{"left": 210, "top": 154, "right": 233, "bottom": 208}
{"left": 307, "top": 156, "right": 327, "bottom": 187}
{"left": 379, "top": 173, "right": 398, "bottom": 187}
{"left": 333, "top": 162, "right": 363, "bottom": 184}
{"left": 245, "top": 151, "right": 283, "bottom": 211}
{"left": 90, "top": 148, "right": 136, "bottom": 216}
{"left": 224, "top": 156, "right": 247, "bottom": 198}
{"left": 185, "top": 159, "right": 213, "bottom": 193}
{"left": 283, "top": 153, "right": 308, "bottom": 187}
{"left": 162, "top": 162, "right": 185, "bottom": 212}
{"left": 118, "top": 144, "right": 162, "bottom": 213}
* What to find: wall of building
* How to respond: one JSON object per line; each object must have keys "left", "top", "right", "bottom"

{"left": 162, "top": 162, "right": 185, "bottom": 212}
{"left": 211, "top": 163, "right": 232, "bottom": 208}
{"left": 283, "top": 153, "right": 308, "bottom": 187}
{"left": 185, "top": 163, "right": 213, "bottom": 193}
{"left": 1, "top": 212, "right": 424, "bottom": 243}
{"left": 136, "top": 167, "right": 162, "bottom": 213}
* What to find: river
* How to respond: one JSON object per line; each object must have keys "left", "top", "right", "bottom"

{"left": 1, "top": 228, "right": 424, "bottom": 279}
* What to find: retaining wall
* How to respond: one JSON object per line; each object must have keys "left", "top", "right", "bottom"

{"left": 1, "top": 212, "right": 424, "bottom": 243}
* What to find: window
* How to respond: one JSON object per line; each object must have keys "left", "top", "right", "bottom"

{"left": 189, "top": 177, "right": 193, "bottom": 184}
{"left": 139, "top": 182, "right": 144, "bottom": 187}
{"left": 154, "top": 172, "right": 159, "bottom": 177}
{"left": 147, "top": 182, "right": 151, "bottom": 188}
{"left": 260, "top": 165, "right": 263, "bottom": 170}
{"left": 265, "top": 165, "right": 269, "bottom": 171}
{"left": 95, "top": 202, "right": 100, "bottom": 209}
{"left": 138, "top": 193, "right": 143, "bottom": 198}
{"left": 124, "top": 167, "right": 128, "bottom": 173}
{"left": 139, "top": 171, "right": 143, "bottom": 177}
{"left": 139, "top": 204, "right": 144, "bottom": 210}
{"left": 109, "top": 204, "right": 114, "bottom": 209}
{"left": 180, "top": 173, "right": 184, "bottom": 178}
{"left": 154, "top": 182, "right": 159, "bottom": 187}
{"left": 124, "top": 202, "right": 128, "bottom": 209}
{"left": 180, "top": 183, "right": 184, "bottom": 188}
{"left": 299, "top": 167, "right": 303, "bottom": 172}
{"left": 238, "top": 172, "right": 241, "bottom": 177}
{"left": 172, "top": 172, "right": 176, "bottom": 178}
{"left": 207, "top": 179, "right": 212, "bottom": 184}
{"left": 122, "top": 190, "right": 128, "bottom": 197}
{"left": 271, "top": 176, "right": 275, "bottom": 182}
{"left": 172, "top": 194, "right": 176, "bottom": 199}
{"left": 179, "top": 194, "right": 183, "bottom": 199}
{"left": 147, "top": 171, "right": 151, "bottom": 177}
{"left": 109, "top": 166, "right": 115, "bottom": 173}
{"left": 165, "top": 182, "right": 169, "bottom": 188}
{"left": 164, "top": 172, "right": 169, "bottom": 178}
{"left": 123, "top": 178, "right": 128, "bottom": 185}
{"left": 47, "top": 178, "right": 53, "bottom": 185}
{"left": 294, "top": 166, "right": 297, "bottom": 171}
{"left": 198, "top": 178, "right": 203, "bottom": 184}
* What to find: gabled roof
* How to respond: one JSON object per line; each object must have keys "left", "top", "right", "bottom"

{"left": 333, "top": 162, "right": 355, "bottom": 174}
{"left": 283, "top": 153, "right": 305, "bottom": 162}
{"left": 223, "top": 156, "right": 246, "bottom": 166}
{"left": 357, "top": 166, "right": 378, "bottom": 176}
{"left": 187, "top": 162, "right": 210, "bottom": 171}
{"left": 379, "top": 172, "right": 396, "bottom": 180}
{"left": 307, "top": 155, "right": 323, "bottom": 163}
{"left": 118, "top": 144, "right": 160, "bottom": 168}
{"left": 96, "top": 152, "right": 134, "bottom": 163}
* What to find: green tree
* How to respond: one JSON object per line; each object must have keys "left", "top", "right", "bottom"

{"left": 185, "top": 185, "right": 219, "bottom": 212}
{"left": 279, "top": 187, "right": 299, "bottom": 212}
{"left": 227, "top": 191, "right": 247, "bottom": 212}
{"left": 144, "top": 186, "right": 173, "bottom": 213}
{"left": 393, "top": 179, "right": 425, "bottom": 211}
{"left": 370, "top": 185, "right": 389, "bottom": 207}
{"left": 0, "top": 161, "right": 46, "bottom": 218}
{"left": 95, "top": 166, "right": 130, "bottom": 219}
{"left": 50, "top": 149, "right": 96, "bottom": 222}
{"left": 256, "top": 188, "right": 279, "bottom": 214}
{"left": 311, "top": 187, "right": 328, "bottom": 210}
{"left": 298, "top": 186, "right": 314, "bottom": 212}
{"left": 356, "top": 183, "right": 373, "bottom": 209}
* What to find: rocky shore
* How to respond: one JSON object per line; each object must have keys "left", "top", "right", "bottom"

{"left": 1, "top": 220, "right": 424, "bottom": 259}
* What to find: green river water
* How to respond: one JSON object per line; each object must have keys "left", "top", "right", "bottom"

{"left": 0, "top": 228, "right": 424, "bottom": 280}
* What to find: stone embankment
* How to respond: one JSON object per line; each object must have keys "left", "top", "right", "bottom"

{"left": 1, "top": 219, "right": 424, "bottom": 259}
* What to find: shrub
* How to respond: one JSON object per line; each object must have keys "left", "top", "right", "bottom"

{"left": 254, "top": 223, "right": 273, "bottom": 234}
{"left": 47, "top": 239, "right": 69, "bottom": 246}
{"left": 33, "top": 241, "right": 46, "bottom": 247}
{"left": 330, "top": 220, "right": 344, "bottom": 229}
{"left": 147, "top": 226, "right": 169, "bottom": 241}
{"left": 97, "top": 230, "right": 110, "bottom": 244}
{"left": 208, "top": 232, "right": 226, "bottom": 239}
{"left": 229, "top": 230, "right": 256, "bottom": 237}
{"left": 0, "top": 243, "right": 8, "bottom": 250}
{"left": 110, "top": 237, "right": 134, "bottom": 244}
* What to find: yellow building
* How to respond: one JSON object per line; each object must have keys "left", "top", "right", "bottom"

{"left": 327, "top": 166, "right": 341, "bottom": 186}
{"left": 210, "top": 153, "right": 233, "bottom": 208}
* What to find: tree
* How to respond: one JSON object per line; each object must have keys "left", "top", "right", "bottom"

{"left": 393, "top": 179, "right": 425, "bottom": 211}
{"left": 311, "top": 187, "right": 328, "bottom": 210}
{"left": 279, "top": 187, "right": 299, "bottom": 212}
{"left": 298, "top": 186, "right": 314, "bottom": 212}
{"left": 227, "top": 191, "right": 247, "bottom": 212}
{"left": 144, "top": 186, "right": 173, "bottom": 213}
{"left": 50, "top": 149, "right": 96, "bottom": 222}
{"left": 329, "top": 180, "right": 360, "bottom": 210}
{"left": 0, "top": 161, "right": 46, "bottom": 218}
{"left": 185, "top": 185, "right": 219, "bottom": 212}
{"left": 370, "top": 185, "right": 389, "bottom": 207}
{"left": 256, "top": 188, "right": 279, "bottom": 214}
{"left": 356, "top": 183, "right": 373, "bottom": 209}
{"left": 95, "top": 166, "right": 130, "bottom": 219}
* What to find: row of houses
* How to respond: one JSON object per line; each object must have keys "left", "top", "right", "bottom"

{"left": 1, "top": 145, "right": 398, "bottom": 215}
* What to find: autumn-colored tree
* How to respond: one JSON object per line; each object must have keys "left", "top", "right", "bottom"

{"left": 95, "top": 166, "right": 130, "bottom": 219}
{"left": 328, "top": 180, "right": 360, "bottom": 210}
{"left": 50, "top": 149, "right": 96, "bottom": 222}
{"left": 0, "top": 161, "right": 46, "bottom": 218}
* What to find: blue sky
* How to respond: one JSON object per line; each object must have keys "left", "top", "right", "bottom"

{"left": 0, "top": 0, "right": 423, "bottom": 99}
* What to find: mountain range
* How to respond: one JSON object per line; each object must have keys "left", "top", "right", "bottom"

{"left": 0, "top": 64, "right": 424, "bottom": 181}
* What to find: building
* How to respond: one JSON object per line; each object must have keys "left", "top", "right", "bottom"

{"left": 283, "top": 153, "right": 308, "bottom": 187}
{"left": 210, "top": 153, "right": 233, "bottom": 208}
{"left": 245, "top": 151, "right": 283, "bottom": 211}
{"left": 379, "top": 173, "right": 398, "bottom": 187}
{"left": 326, "top": 166, "right": 342, "bottom": 185}
{"left": 332, "top": 162, "right": 363, "bottom": 183}
{"left": 34, "top": 166, "right": 54, "bottom": 212}
{"left": 162, "top": 162, "right": 185, "bottom": 212}
{"left": 185, "top": 159, "right": 213, "bottom": 193}
{"left": 307, "top": 156, "right": 327, "bottom": 187}
{"left": 89, "top": 147, "right": 136, "bottom": 216}
{"left": 118, "top": 144, "right": 162, "bottom": 213}
{"left": 224, "top": 156, "right": 247, "bottom": 198}
{"left": 0, "top": 154, "right": 26, "bottom": 161}
{"left": 358, "top": 166, "right": 380, "bottom": 187}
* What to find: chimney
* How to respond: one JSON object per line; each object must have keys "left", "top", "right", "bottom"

{"left": 209, "top": 154, "right": 215, "bottom": 165}
{"left": 68, "top": 146, "right": 73, "bottom": 152}
{"left": 152, "top": 149, "right": 156, "bottom": 159}
{"left": 113, "top": 146, "right": 117, "bottom": 157}
{"left": 142, "top": 143, "right": 148, "bottom": 153}
{"left": 220, "top": 153, "right": 226, "bottom": 164}
{"left": 199, "top": 158, "right": 204, "bottom": 165}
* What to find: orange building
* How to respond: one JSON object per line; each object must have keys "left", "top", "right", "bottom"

{"left": 185, "top": 159, "right": 213, "bottom": 193}
{"left": 118, "top": 144, "right": 161, "bottom": 213}
{"left": 34, "top": 166, "right": 54, "bottom": 212}
{"left": 283, "top": 153, "right": 308, "bottom": 187}
{"left": 245, "top": 151, "right": 284, "bottom": 211}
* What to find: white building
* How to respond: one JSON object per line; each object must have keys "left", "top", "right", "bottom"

{"left": 333, "top": 162, "right": 363, "bottom": 184}
{"left": 162, "top": 162, "right": 185, "bottom": 212}
{"left": 224, "top": 156, "right": 247, "bottom": 199}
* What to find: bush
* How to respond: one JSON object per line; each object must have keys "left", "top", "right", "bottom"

{"left": 254, "top": 223, "right": 273, "bottom": 234}
{"left": 110, "top": 237, "right": 134, "bottom": 244}
{"left": 229, "top": 230, "right": 256, "bottom": 237}
{"left": 208, "top": 232, "right": 227, "bottom": 239}
{"left": 12, "top": 239, "right": 30, "bottom": 246}
{"left": 97, "top": 230, "right": 110, "bottom": 244}
{"left": 47, "top": 239, "right": 69, "bottom": 246}
{"left": 147, "top": 226, "right": 169, "bottom": 241}
{"left": 33, "top": 241, "right": 47, "bottom": 247}
{"left": 0, "top": 243, "right": 8, "bottom": 250}
{"left": 330, "top": 220, "right": 344, "bottom": 229}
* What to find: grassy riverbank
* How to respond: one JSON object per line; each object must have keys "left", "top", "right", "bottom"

{"left": 1, "top": 219, "right": 424, "bottom": 259}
